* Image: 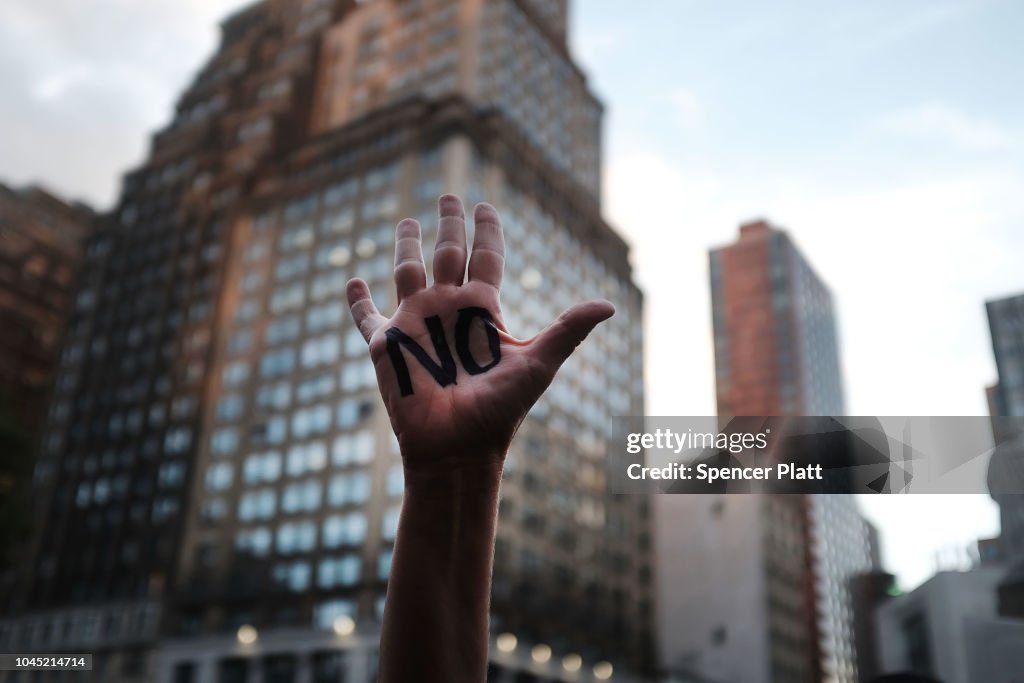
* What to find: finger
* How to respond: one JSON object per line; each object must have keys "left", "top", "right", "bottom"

{"left": 394, "top": 218, "right": 426, "bottom": 303}
{"left": 527, "top": 300, "right": 615, "bottom": 372}
{"left": 346, "top": 278, "right": 387, "bottom": 342}
{"left": 468, "top": 202, "right": 505, "bottom": 290}
{"left": 432, "top": 194, "right": 468, "bottom": 286}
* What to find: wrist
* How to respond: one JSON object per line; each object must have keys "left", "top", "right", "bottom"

{"left": 402, "top": 456, "right": 504, "bottom": 499}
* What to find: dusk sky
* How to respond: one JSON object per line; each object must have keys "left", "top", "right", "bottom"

{"left": 2, "top": 0, "right": 1021, "bottom": 589}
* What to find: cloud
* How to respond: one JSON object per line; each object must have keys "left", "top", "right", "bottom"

{"left": 0, "top": 0, "right": 250, "bottom": 206}
{"left": 877, "top": 103, "right": 1013, "bottom": 151}
{"left": 572, "top": 25, "right": 625, "bottom": 72}
{"left": 669, "top": 88, "right": 703, "bottom": 131}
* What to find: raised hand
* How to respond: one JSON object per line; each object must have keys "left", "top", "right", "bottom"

{"left": 346, "top": 194, "right": 614, "bottom": 468}
{"left": 349, "top": 194, "right": 614, "bottom": 683}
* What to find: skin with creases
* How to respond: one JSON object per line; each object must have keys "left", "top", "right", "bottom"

{"left": 346, "top": 194, "right": 614, "bottom": 682}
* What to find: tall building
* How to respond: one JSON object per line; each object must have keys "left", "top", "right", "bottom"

{"left": 986, "top": 293, "right": 1024, "bottom": 420}
{"left": 0, "top": 1, "right": 650, "bottom": 682}
{"left": 711, "top": 219, "right": 843, "bottom": 417}
{"left": 0, "top": 183, "right": 94, "bottom": 433}
{"left": 656, "top": 220, "right": 873, "bottom": 683}
{"left": 984, "top": 291, "right": 1024, "bottom": 618}
{"left": 849, "top": 568, "right": 897, "bottom": 683}
{"left": 0, "top": 183, "right": 93, "bottom": 592}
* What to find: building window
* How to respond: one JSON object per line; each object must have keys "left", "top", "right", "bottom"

{"left": 377, "top": 549, "right": 393, "bottom": 580}
{"left": 297, "top": 374, "right": 335, "bottom": 403}
{"left": 302, "top": 334, "right": 341, "bottom": 367}
{"left": 205, "top": 463, "right": 233, "bottom": 491}
{"left": 238, "top": 489, "right": 276, "bottom": 521}
{"left": 282, "top": 480, "right": 322, "bottom": 513}
{"left": 318, "top": 555, "right": 361, "bottom": 588}
{"left": 337, "top": 398, "right": 373, "bottom": 429}
{"left": 381, "top": 506, "right": 400, "bottom": 540}
{"left": 158, "top": 461, "right": 185, "bottom": 488}
{"left": 270, "top": 283, "right": 306, "bottom": 313}
{"left": 322, "top": 513, "right": 368, "bottom": 548}
{"left": 332, "top": 432, "right": 375, "bottom": 466}
{"left": 287, "top": 441, "right": 328, "bottom": 476}
{"left": 210, "top": 428, "right": 239, "bottom": 456}
{"left": 313, "top": 601, "right": 355, "bottom": 631}
{"left": 244, "top": 451, "right": 282, "bottom": 483}
{"left": 222, "top": 361, "right": 250, "bottom": 387}
{"left": 217, "top": 395, "right": 244, "bottom": 422}
{"left": 340, "top": 360, "right": 376, "bottom": 391}
{"left": 256, "top": 382, "right": 291, "bottom": 410}
{"left": 235, "top": 527, "right": 272, "bottom": 557}
{"left": 276, "top": 521, "right": 317, "bottom": 554}
{"left": 307, "top": 302, "right": 345, "bottom": 333}
{"left": 327, "top": 472, "right": 371, "bottom": 507}
{"left": 386, "top": 465, "right": 403, "bottom": 496}
{"left": 260, "top": 349, "right": 296, "bottom": 377}
{"left": 292, "top": 404, "right": 331, "bottom": 439}
{"left": 267, "top": 316, "right": 301, "bottom": 345}
{"left": 164, "top": 427, "right": 192, "bottom": 454}
{"left": 272, "top": 562, "right": 311, "bottom": 592}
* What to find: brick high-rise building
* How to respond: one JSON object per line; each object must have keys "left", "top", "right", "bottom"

{"left": 656, "top": 220, "right": 874, "bottom": 683}
{"left": 0, "top": 2, "right": 649, "bottom": 682}
{"left": 711, "top": 219, "right": 844, "bottom": 417}
{"left": 0, "top": 183, "right": 93, "bottom": 589}
{"left": 0, "top": 183, "right": 94, "bottom": 433}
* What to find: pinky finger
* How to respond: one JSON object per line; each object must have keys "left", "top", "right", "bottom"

{"left": 346, "top": 278, "right": 387, "bottom": 342}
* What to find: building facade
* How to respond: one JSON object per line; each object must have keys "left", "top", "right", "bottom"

{"left": 656, "top": 220, "right": 873, "bottom": 683}
{"left": 0, "top": 183, "right": 94, "bottom": 606}
{"left": 984, "top": 291, "right": 1024, "bottom": 618}
{"left": 0, "top": 184, "right": 94, "bottom": 433}
{"left": 875, "top": 568, "right": 1024, "bottom": 683}
{"left": 0, "top": 1, "right": 650, "bottom": 682}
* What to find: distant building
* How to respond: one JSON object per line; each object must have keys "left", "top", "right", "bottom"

{"left": 849, "top": 569, "right": 898, "bottom": 683}
{"left": 985, "top": 291, "right": 1024, "bottom": 618}
{"left": 0, "top": 183, "right": 93, "bottom": 433}
{"left": 986, "top": 293, "right": 1024, "bottom": 419}
{"left": 875, "top": 568, "right": 1024, "bottom": 683}
{"left": 710, "top": 219, "right": 843, "bottom": 418}
{"left": 0, "top": 1, "right": 650, "bottom": 682}
{"left": 0, "top": 182, "right": 93, "bottom": 595}
{"left": 656, "top": 220, "right": 874, "bottom": 683}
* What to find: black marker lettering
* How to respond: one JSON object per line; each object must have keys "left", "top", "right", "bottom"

{"left": 385, "top": 315, "right": 458, "bottom": 396}
{"left": 455, "top": 307, "right": 501, "bottom": 375}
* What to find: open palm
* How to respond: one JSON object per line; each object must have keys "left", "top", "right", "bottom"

{"left": 346, "top": 195, "right": 614, "bottom": 467}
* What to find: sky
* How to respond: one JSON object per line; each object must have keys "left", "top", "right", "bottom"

{"left": 1, "top": 0, "right": 1021, "bottom": 590}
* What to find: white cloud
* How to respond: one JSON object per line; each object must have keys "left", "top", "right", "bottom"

{"left": 877, "top": 102, "right": 1013, "bottom": 151}
{"left": 0, "top": 0, "right": 250, "bottom": 206}
{"left": 669, "top": 88, "right": 703, "bottom": 131}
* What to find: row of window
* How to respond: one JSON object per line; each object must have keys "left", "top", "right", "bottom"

{"left": 234, "top": 518, "right": 398, "bottom": 569}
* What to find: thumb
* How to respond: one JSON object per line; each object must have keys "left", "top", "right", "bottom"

{"left": 527, "top": 299, "right": 616, "bottom": 373}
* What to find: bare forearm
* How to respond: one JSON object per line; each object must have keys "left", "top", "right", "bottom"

{"left": 378, "top": 458, "right": 503, "bottom": 683}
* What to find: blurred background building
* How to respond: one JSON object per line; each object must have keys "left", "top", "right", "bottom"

{"left": 0, "top": 0, "right": 650, "bottom": 682}
{"left": 0, "top": 183, "right": 94, "bottom": 600}
{"left": 848, "top": 568, "right": 898, "bottom": 683}
{"left": 985, "top": 291, "right": 1024, "bottom": 619}
{"left": 0, "top": 184, "right": 94, "bottom": 435}
{"left": 862, "top": 293, "right": 1024, "bottom": 683}
{"left": 655, "top": 220, "right": 876, "bottom": 683}
{"left": 875, "top": 566, "right": 1024, "bottom": 683}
